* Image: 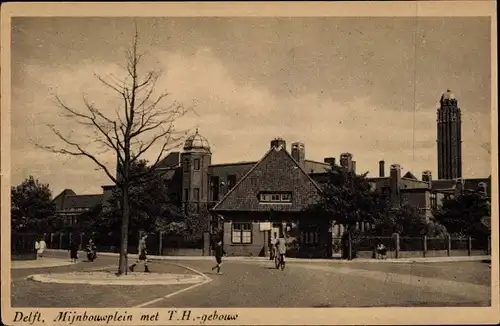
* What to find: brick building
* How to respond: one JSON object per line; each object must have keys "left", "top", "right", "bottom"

{"left": 53, "top": 90, "right": 491, "bottom": 257}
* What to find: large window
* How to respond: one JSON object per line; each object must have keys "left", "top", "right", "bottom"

{"left": 194, "top": 159, "right": 200, "bottom": 171}
{"left": 232, "top": 223, "right": 252, "bottom": 244}
{"left": 301, "top": 230, "right": 320, "bottom": 245}
{"left": 210, "top": 176, "right": 220, "bottom": 201}
{"left": 430, "top": 192, "right": 437, "bottom": 209}
{"left": 227, "top": 174, "right": 237, "bottom": 190}
{"left": 259, "top": 192, "right": 292, "bottom": 203}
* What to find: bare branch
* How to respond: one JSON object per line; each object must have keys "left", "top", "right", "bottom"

{"left": 34, "top": 125, "right": 118, "bottom": 185}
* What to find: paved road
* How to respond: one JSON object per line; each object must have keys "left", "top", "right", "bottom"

{"left": 10, "top": 252, "right": 491, "bottom": 308}
{"left": 147, "top": 259, "right": 491, "bottom": 308}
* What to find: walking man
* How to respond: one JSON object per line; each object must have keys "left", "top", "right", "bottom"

{"left": 129, "top": 234, "right": 150, "bottom": 273}
{"left": 211, "top": 240, "right": 226, "bottom": 275}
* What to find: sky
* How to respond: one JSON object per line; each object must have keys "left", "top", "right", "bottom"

{"left": 10, "top": 16, "right": 492, "bottom": 196}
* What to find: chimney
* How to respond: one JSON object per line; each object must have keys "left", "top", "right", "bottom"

{"left": 390, "top": 164, "right": 402, "bottom": 203}
{"left": 340, "top": 152, "right": 353, "bottom": 171}
{"left": 422, "top": 170, "right": 432, "bottom": 187}
{"left": 352, "top": 161, "right": 356, "bottom": 174}
{"left": 379, "top": 160, "right": 385, "bottom": 177}
{"left": 324, "top": 157, "right": 336, "bottom": 166}
{"left": 270, "top": 137, "right": 286, "bottom": 150}
{"left": 291, "top": 142, "right": 306, "bottom": 167}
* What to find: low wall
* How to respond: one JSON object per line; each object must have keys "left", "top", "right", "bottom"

{"left": 11, "top": 252, "right": 37, "bottom": 261}
{"left": 161, "top": 248, "right": 204, "bottom": 256}
{"left": 356, "top": 249, "right": 487, "bottom": 259}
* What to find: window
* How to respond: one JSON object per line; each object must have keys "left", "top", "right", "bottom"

{"left": 232, "top": 223, "right": 252, "bottom": 244}
{"left": 194, "top": 159, "right": 200, "bottom": 171}
{"left": 301, "top": 231, "right": 320, "bottom": 245}
{"left": 183, "top": 159, "right": 190, "bottom": 172}
{"left": 228, "top": 174, "right": 237, "bottom": 190}
{"left": 210, "top": 176, "right": 220, "bottom": 201}
{"left": 194, "top": 188, "right": 200, "bottom": 201}
{"left": 184, "top": 188, "right": 189, "bottom": 201}
{"left": 430, "top": 192, "right": 437, "bottom": 210}
{"left": 259, "top": 192, "right": 292, "bottom": 203}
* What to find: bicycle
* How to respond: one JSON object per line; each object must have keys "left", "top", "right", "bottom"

{"left": 275, "top": 253, "right": 285, "bottom": 271}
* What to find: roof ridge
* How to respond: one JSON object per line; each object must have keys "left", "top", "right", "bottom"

{"left": 212, "top": 147, "right": 275, "bottom": 210}
{"left": 212, "top": 146, "right": 323, "bottom": 211}
{"left": 282, "top": 149, "right": 324, "bottom": 193}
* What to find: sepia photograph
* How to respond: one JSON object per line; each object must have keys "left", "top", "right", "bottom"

{"left": 1, "top": 2, "right": 498, "bottom": 325}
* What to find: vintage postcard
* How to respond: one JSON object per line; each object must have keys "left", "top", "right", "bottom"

{"left": 1, "top": 1, "right": 498, "bottom": 325}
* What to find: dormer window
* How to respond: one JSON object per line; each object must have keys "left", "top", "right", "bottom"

{"left": 259, "top": 192, "right": 292, "bottom": 204}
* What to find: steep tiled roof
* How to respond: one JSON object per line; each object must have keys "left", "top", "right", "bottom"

{"left": 157, "top": 152, "right": 181, "bottom": 169}
{"left": 60, "top": 195, "right": 103, "bottom": 210}
{"left": 213, "top": 146, "right": 322, "bottom": 212}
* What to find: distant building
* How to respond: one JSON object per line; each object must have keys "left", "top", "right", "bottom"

{"left": 53, "top": 90, "right": 491, "bottom": 257}
{"left": 437, "top": 89, "right": 462, "bottom": 180}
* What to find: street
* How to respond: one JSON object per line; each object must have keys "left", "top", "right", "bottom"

{"left": 11, "top": 252, "right": 491, "bottom": 308}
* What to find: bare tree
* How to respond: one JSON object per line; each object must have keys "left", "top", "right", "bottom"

{"left": 35, "top": 27, "right": 191, "bottom": 275}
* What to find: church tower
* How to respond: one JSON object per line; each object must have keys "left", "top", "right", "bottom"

{"left": 437, "top": 89, "right": 462, "bottom": 180}
{"left": 181, "top": 128, "right": 211, "bottom": 215}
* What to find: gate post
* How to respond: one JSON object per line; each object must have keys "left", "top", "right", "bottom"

{"left": 395, "top": 234, "right": 400, "bottom": 259}
{"left": 423, "top": 235, "right": 427, "bottom": 258}
{"left": 158, "top": 232, "right": 163, "bottom": 256}
{"left": 348, "top": 233, "right": 352, "bottom": 260}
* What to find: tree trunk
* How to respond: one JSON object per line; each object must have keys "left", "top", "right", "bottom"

{"left": 117, "top": 182, "right": 130, "bottom": 275}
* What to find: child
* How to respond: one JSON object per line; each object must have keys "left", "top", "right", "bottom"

{"left": 211, "top": 241, "right": 226, "bottom": 275}
{"left": 129, "top": 234, "right": 150, "bottom": 273}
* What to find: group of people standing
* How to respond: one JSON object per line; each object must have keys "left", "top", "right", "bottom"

{"left": 34, "top": 237, "right": 47, "bottom": 259}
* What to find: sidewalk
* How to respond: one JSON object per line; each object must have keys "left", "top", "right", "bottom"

{"left": 12, "top": 258, "right": 75, "bottom": 269}
{"left": 46, "top": 249, "right": 490, "bottom": 264}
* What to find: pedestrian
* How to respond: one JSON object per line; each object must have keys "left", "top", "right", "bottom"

{"left": 270, "top": 232, "right": 278, "bottom": 260}
{"left": 376, "top": 243, "right": 387, "bottom": 260}
{"left": 36, "top": 236, "right": 46, "bottom": 259}
{"left": 129, "top": 234, "right": 150, "bottom": 273}
{"left": 69, "top": 236, "right": 79, "bottom": 263}
{"left": 211, "top": 240, "right": 226, "bottom": 275}
{"left": 34, "top": 240, "right": 39, "bottom": 260}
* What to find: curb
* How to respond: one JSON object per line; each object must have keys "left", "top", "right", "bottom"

{"left": 27, "top": 272, "right": 206, "bottom": 286}
{"left": 11, "top": 258, "right": 76, "bottom": 269}
{"left": 46, "top": 249, "right": 490, "bottom": 264}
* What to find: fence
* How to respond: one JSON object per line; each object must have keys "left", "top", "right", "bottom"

{"left": 344, "top": 234, "right": 491, "bottom": 259}
{"left": 41, "top": 231, "right": 211, "bottom": 257}
{"left": 11, "top": 232, "right": 38, "bottom": 261}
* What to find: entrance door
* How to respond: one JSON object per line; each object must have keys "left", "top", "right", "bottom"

{"left": 271, "top": 225, "right": 280, "bottom": 241}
